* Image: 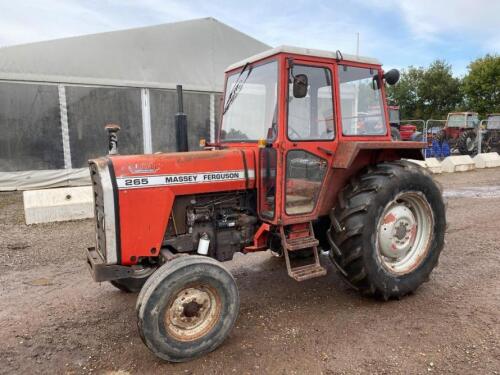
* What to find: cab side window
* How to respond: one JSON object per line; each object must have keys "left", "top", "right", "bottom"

{"left": 288, "top": 65, "right": 334, "bottom": 141}
{"left": 338, "top": 65, "right": 386, "bottom": 136}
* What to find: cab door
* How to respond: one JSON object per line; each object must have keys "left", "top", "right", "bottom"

{"left": 280, "top": 59, "right": 338, "bottom": 224}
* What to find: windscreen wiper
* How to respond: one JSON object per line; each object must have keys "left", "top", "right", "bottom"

{"left": 223, "top": 62, "right": 252, "bottom": 115}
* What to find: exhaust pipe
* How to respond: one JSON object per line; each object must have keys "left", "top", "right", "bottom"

{"left": 175, "top": 85, "right": 189, "bottom": 152}
{"left": 105, "top": 123, "right": 121, "bottom": 155}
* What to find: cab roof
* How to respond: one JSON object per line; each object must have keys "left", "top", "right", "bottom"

{"left": 448, "top": 112, "right": 479, "bottom": 116}
{"left": 225, "top": 45, "right": 382, "bottom": 72}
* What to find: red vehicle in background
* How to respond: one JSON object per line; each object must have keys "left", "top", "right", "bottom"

{"left": 437, "top": 112, "right": 480, "bottom": 155}
{"left": 388, "top": 105, "right": 417, "bottom": 141}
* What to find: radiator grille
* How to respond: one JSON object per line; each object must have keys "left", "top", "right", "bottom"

{"left": 90, "top": 162, "right": 107, "bottom": 260}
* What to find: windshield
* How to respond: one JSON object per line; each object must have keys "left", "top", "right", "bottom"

{"left": 447, "top": 114, "right": 465, "bottom": 127}
{"left": 338, "top": 65, "right": 387, "bottom": 136}
{"left": 447, "top": 114, "right": 478, "bottom": 128}
{"left": 488, "top": 115, "right": 500, "bottom": 129}
{"left": 221, "top": 61, "right": 278, "bottom": 141}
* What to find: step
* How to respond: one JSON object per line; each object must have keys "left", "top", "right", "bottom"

{"left": 289, "top": 263, "right": 327, "bottom": 282}
{"left": 285, "top": 236, "right": 319, "bottom": 251}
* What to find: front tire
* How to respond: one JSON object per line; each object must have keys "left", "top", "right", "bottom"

{"left": 328, "top": 161, "right": 446, "bottom": 300}
{"left": 136, "top": 256, "right": 239, "bottom": 362}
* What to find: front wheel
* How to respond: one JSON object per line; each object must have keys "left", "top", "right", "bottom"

{"left": 136, "top": 256, "right": 239, "bottom": 362}
{"left": 328, "top": 161, "right": 446, "bottom": 300}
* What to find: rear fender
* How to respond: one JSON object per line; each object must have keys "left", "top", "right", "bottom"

{"left": 332, "top": 141, "right": 425, "bottom": 169}
{"left": 317, "top": 142, "right": 425, "bottom": 216}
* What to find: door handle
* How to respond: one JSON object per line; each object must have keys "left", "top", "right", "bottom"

{"left": 317, "top": 146, "right": 334, "bottom": 156}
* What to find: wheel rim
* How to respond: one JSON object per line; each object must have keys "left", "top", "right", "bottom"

{"left": 466, "top": 137, "right": 475, "bottom": 152}
{"left": 164, "top": 284, "right": 221, "bottom": 342}
{"left": 376, "top": 192, "right": 434, "bottom": 275}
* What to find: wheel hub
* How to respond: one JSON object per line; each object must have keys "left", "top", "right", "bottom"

{"left": 164, "top": 286, "right": 221, "bottom": 342}
{"left": 379, "top": 205, "right": 417, "bottom": 259}
{"left": 376, "top": 192, "right": 433, "bottom": 275}
{"left": 466, "top": 137, "right": 475, "bottom": 151}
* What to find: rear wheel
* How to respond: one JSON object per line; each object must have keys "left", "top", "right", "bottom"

{"left": 136, "top": 256, "right": 239, "bottom": 362}
{"left": 327, "top": 161, "right": 446, "bottom": 300}
{"left": 457, "top": 130, "right": 477, "bottom": 155}
{"left": 391, "top": 127, "right": 401, "bottom": 141}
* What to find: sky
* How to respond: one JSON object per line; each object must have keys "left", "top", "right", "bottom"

{"left": 0, "top": 0, "right": 498, "bottom": 76}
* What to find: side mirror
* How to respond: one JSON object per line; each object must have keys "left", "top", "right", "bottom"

{"left": 293, "top": 74, "right": 308, "bottom": 98}
{"left": 384, "top": 69, "right": 400, "bottom": 85}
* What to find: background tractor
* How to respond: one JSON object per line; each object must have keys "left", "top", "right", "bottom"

{"left": 85, "top": 46, "right": 446, "bottom": 362}
{"left": 480, "top": 113, "right": 500, "bottom": 153}
{"left": 388, "top": 105, "right": 418, "bottom": 141}
{"left": 436, "top": 112, "right": 480, "bottom": 155}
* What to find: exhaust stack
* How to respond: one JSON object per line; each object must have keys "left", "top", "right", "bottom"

{"left": 175, "top": 85, "right": 189, "bottom": 152}
{"left": 105, "top": 123, "right": 121, "bottom": 155}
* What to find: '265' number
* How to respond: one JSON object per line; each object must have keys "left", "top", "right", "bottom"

{"left": 124, "top": 178, "right": 149, "bottom": 186}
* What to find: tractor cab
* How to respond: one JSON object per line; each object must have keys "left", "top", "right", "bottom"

{"left": 446, "top": 112, "right": 479, "bottom": 129}
{"left": 486, "top": 114, "right": 500, "bottom": 130}
{"left": 218, "top": 46, "right": 408, "bottom": 227}
{"left": 388, "top": 105, "right": 401, "bottom": 126}
{"left": 439, "top": 112, "right": 480, "bottom": 155}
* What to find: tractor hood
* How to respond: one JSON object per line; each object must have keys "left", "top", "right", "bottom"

{"left": 88, "top": 149, "right": 257, "bottom": 266}
{"left": 93, "top": 149, "right": 256, "bottom": 193}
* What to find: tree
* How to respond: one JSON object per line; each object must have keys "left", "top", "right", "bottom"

{"left": 386, "top": 60, "right": 461, "bottom": 120}
{"left": 386, "top": 66, "right": 424, "bottom": 119}
{"left": 418, "top": 60, "right": 462, "bottom": 119}
{"left": 462, "top": 54, "right": 500, "bottom": 116}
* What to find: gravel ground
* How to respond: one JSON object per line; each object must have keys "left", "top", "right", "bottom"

{"left": 0, "top": 168, "right": 499, "bottom": 374}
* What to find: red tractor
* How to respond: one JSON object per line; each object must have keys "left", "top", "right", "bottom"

{"left": 481, "top": 113, "right": 500, "bottom": 153}
{"left": 436, "top": 112, "right": 480, "bottom": 155}
{"left": 86, "top": 46, "right": 446, "bottom": 362}
{"left": 388, "top": 105, "right": 418, "bottom": 141}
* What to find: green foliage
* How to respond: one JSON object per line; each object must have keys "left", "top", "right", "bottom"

{"left": 388, "top": 54, "right": 499, "bottom": 120}
{"left": 419, "top": 60, "right": 462, "bottom": 118}
{"left": 462, "top": 54, "right": 500, "bottom": 117}
{"left": 387, "top": 60, "right": 461, "bottom": 120}
{"left": 386, "top": 66, "right": 423, "bottom": 119}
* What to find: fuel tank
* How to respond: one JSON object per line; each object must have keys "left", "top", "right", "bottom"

{"left": 90, "top": 149, "right": 256, "bottom": 265}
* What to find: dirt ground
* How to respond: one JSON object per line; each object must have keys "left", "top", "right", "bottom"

{"left": 1, "top": 168, "right": 499, "bottom": 375}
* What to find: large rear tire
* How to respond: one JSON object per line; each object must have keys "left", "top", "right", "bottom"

{"left": 391, "top": 127, "right": 402, "bottom": 141}
{"left": 136, "top": 256, "right": 239, "bottom": 362}
{"left": 457, "top": 130, "right": 477, "bottom": 155}
{"left": 327, "top": 161, "right": 446, "bottom": 300}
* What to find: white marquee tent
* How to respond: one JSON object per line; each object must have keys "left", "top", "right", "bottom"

{"left": 0, "top": 17, "right": 270, "bottom": 190}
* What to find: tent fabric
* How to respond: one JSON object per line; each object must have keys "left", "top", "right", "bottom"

{"left": 0, "top": 169, "right": 91, "bottom": 191}
{"left": 0, "top": 17, "right": 270, "bottom": 92}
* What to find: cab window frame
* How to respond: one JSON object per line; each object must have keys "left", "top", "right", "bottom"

{"left": 337, "top": 63, "right": 388, "bottom": 138}
{"left": 218, "top": 58, "right": 280, "bottom": 144}
{"left": 286, "top": 63, "right": 336, "bottom": 143}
